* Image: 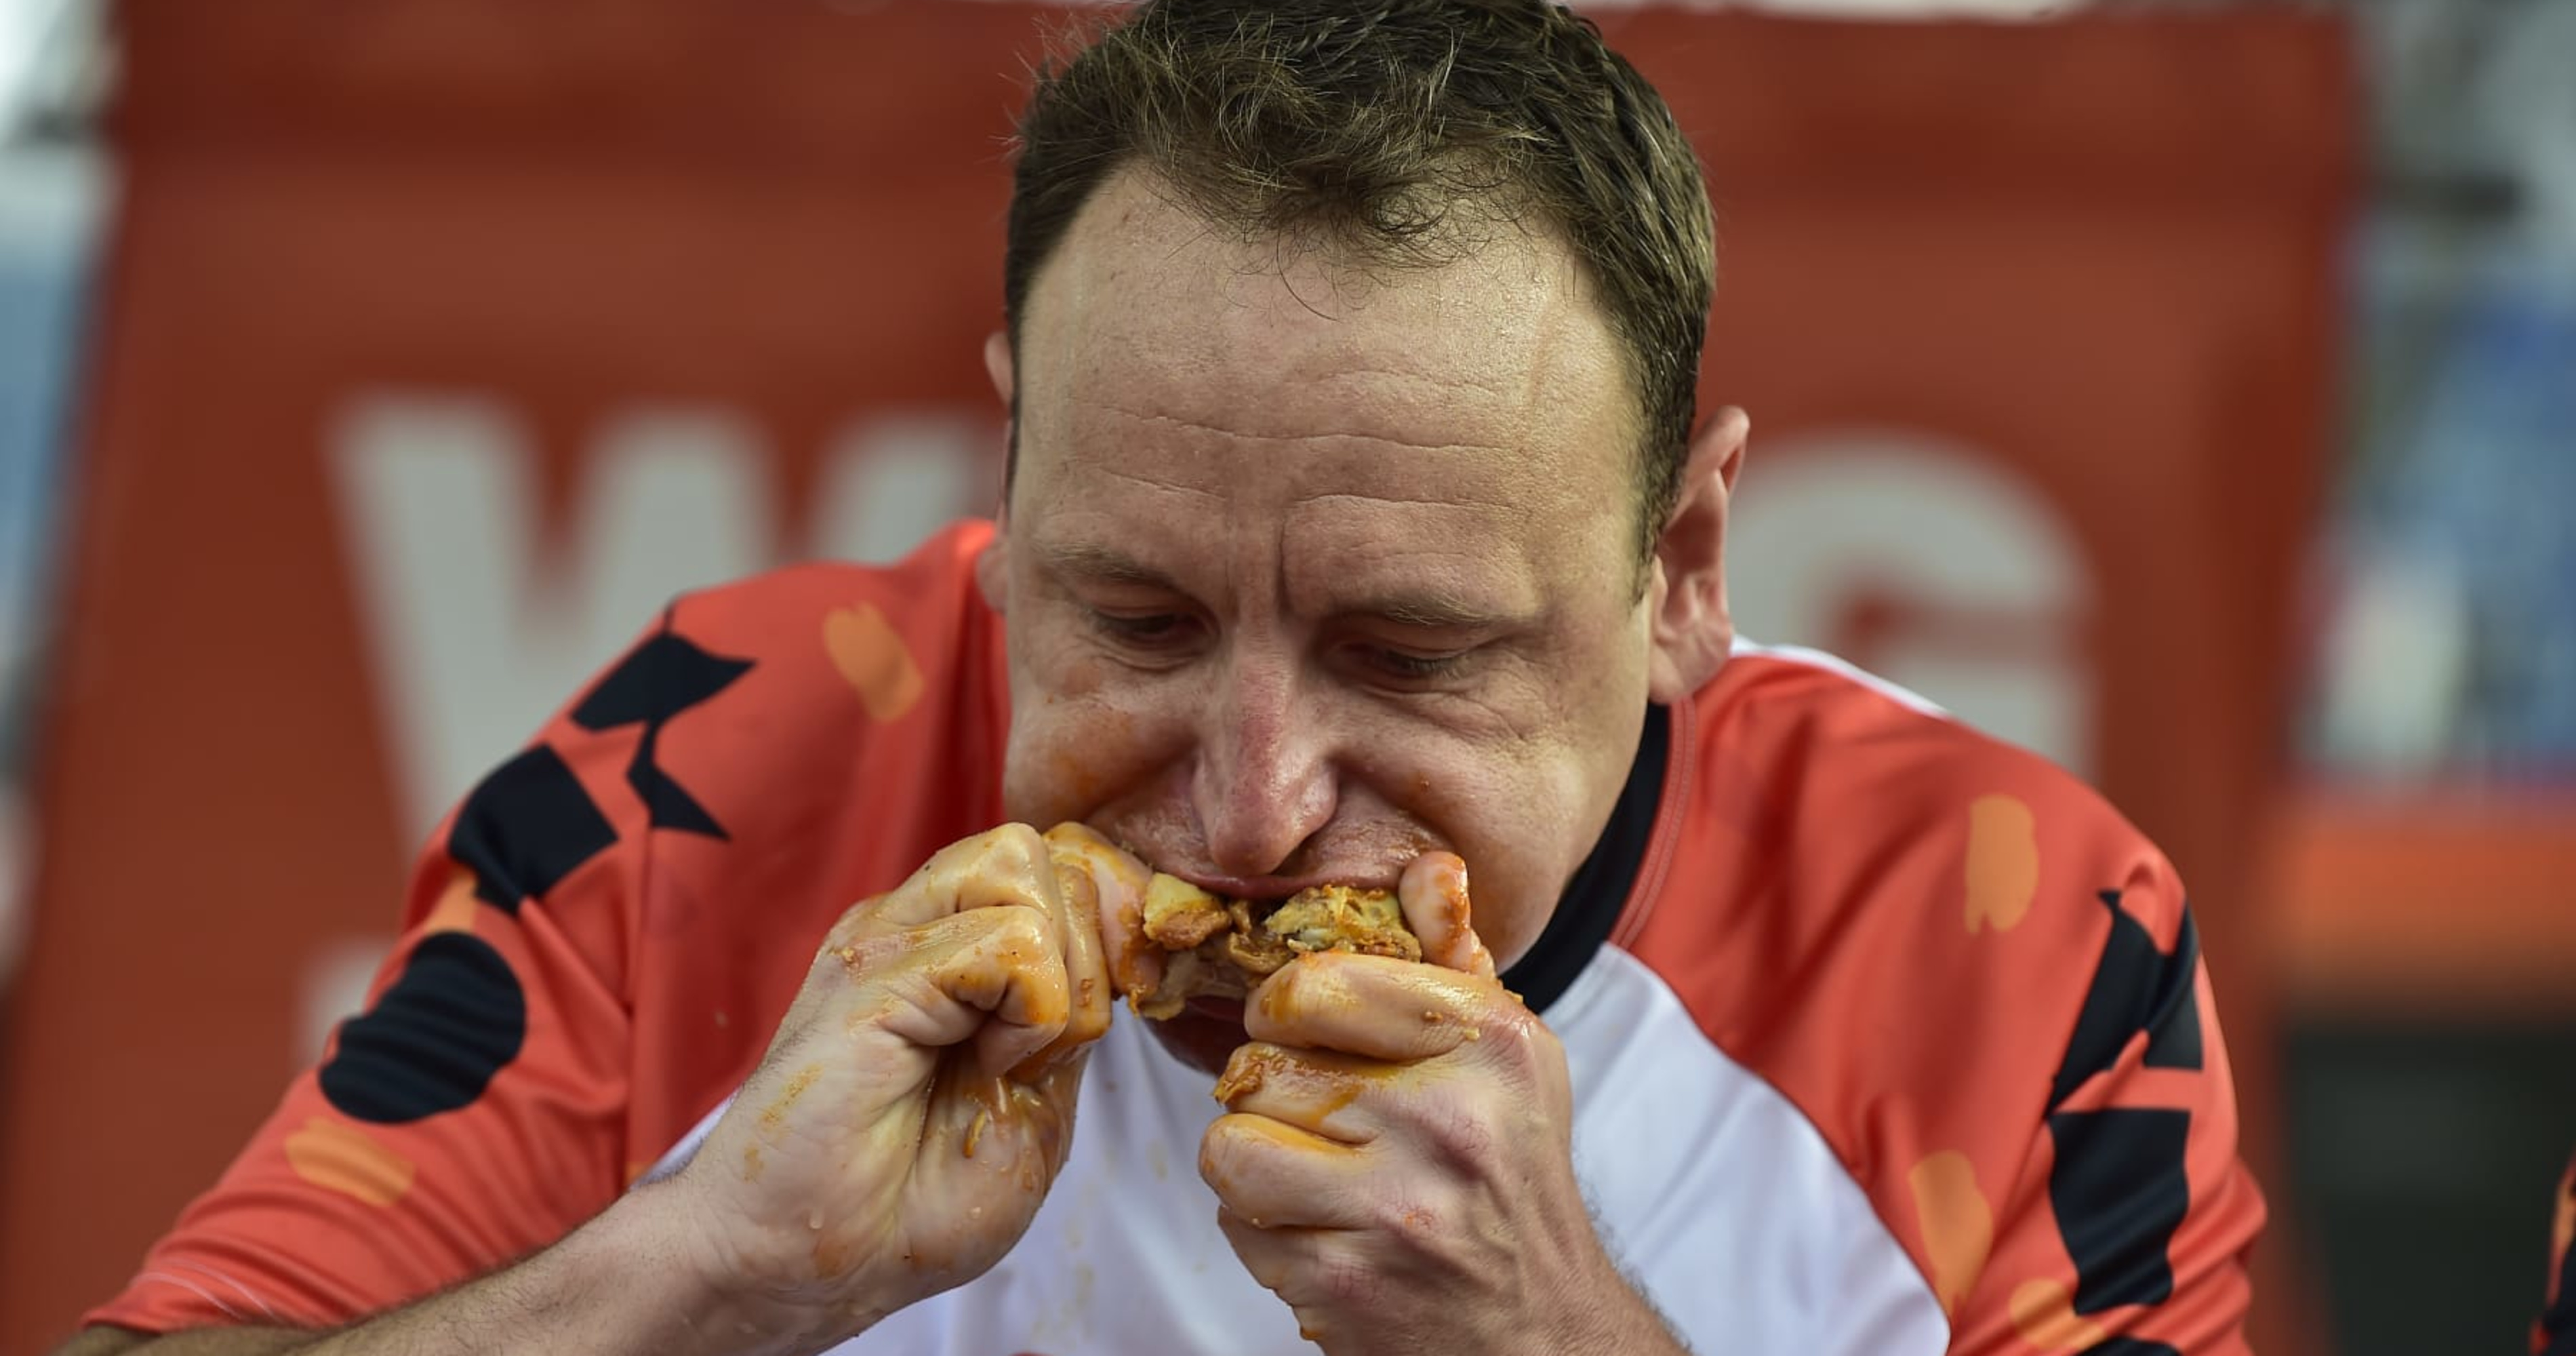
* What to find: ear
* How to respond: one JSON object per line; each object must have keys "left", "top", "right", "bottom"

{"left": 975, "top": 527, "right": 1011, "bottom": 616}
{"left": 983, "top": 330, "right": 1015, "bottom": 410}
{"left": 1645, "top": 406, "right": 1749, "bottom": 702}
{"left": 978, "top": 329, "right": 1015, "bottom": 614}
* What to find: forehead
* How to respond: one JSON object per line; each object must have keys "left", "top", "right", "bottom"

{"left": 1012, "top": 171, "right": 1640, "bottom": 539}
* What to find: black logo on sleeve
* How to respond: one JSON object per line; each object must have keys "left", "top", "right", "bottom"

{"left": 569, "top": 631, "right": 754, "bottom": 839}
{"left": 319, "top": 933, "right": 527, "bottom": 1124}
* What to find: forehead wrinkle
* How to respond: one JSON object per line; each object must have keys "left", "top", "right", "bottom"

{"left": 1284, "top": 487, "right": 1534, "bottom": 522}
{"left": 1277, "top": 502, "right": 1544, "bottom": 624}
{"left": 1022, "top": 170, "right": 1637, "bottom": 559}
{"left": 1283, "top": 358, "right": 1516, "bottom": 409}
{"left": 1045, "top": 456, "right": 1226, "bottom": 504}
{"left": 1071, "top": 391, "right": 1518, "bottom": 459}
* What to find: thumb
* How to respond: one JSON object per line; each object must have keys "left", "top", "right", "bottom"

{"left": 860, "top": 905, "right": 1072, "bottom": 1075}
{"left": 1398, "top": 852, "right": 1495, "bottom": 979}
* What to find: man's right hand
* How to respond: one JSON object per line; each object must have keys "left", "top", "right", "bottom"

{"left": 663, "top": 822, "right": 1141, "bottom": 1352}
{"left": 46, "top": 823, "right": 1143, "bottom": 1356}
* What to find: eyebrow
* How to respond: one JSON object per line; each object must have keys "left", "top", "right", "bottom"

{"left": 1032, "top": 540, "right": 1183, "bottom": 591}
{"left": 1355, "top": 591, "right": 1522, "bottom": 632}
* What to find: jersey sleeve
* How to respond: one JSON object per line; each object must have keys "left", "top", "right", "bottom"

{"left": 83, "top": 615, "right": 701, "bottom": 1334}
{"left": 79, "top": 523, "right": 1006, "bottom": 1338}
{"left": 81, "top": 523, "right": 1009, "bottom": 1338}
{"left": 1947, "top": 852, "right": 2266, "bottom": 1356}
{"left": 1644, "top": 653, "right": 2268, "bottom": 1356}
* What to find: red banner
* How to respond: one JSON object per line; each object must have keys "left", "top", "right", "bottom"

{"left": 0, "top": 3, "right": 2349, "bottom": 1350}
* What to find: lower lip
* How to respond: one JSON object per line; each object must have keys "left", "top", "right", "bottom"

{"left": 1186, "top": 997, "right": 1246, "bottom": 1024}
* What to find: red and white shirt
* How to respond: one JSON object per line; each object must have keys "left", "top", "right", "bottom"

{"left": 92, "top": 521, "right": 2264, "bottom": 1353}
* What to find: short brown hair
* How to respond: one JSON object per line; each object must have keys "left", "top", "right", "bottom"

{"left": 1003, "top": 0, "right": 1717, "bottom": 563}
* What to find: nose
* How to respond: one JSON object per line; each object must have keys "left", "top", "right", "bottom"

{"left": 1192, "top": 649, "right": 1336, "bottom": 878}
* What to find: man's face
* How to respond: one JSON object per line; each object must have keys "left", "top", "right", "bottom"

{"left": 989, "top": 172, "right": 1655, "bottom": 1066}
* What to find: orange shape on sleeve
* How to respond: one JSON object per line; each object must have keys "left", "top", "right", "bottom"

{"left": 824, "top": 603, "right": 927, "bottom": 721}
{"left": 282, "top": 1119, "right": 416, "bottom": 1208}
{"left": 1965, "top": 793, "right": 2039, "bottom": 934}
{"left": 1908, "top": 1149, "right": 1994, "bottom": 1315}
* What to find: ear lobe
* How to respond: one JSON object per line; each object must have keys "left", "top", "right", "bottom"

{"left": 1645, "top": 407, "right": 1750, "bottom": 702}
{"left": 983, "top": 331, "right": 1015, "bottom": 408}
{"left": 984, "top": 330, "right": 1020, "bottom": 520}
{"left": 975, "top": 530, "right": 1011, "bottom": 616}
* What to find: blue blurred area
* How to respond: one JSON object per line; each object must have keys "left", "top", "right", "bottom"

{"left": 2382, "top": 250, "right": 2576, "bottom": 770}
{"left": 2305, "top": 0, "right": 2576, "bottom": 788}
{"left": 0, "top": 142, "right": 100, "bottom": 984}
{"left": 0, "top": 148, "right": 99, "bottom": 694}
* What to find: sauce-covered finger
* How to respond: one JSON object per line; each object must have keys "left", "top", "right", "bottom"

{"left": 1199, "top": 1113, "right": 1371, "bottom": 1231}
{"left": 858, "top": 904, "right": 1072, "bottom": 1075}
{"left": 872, "top": 823, "right": 1058, "bottom": 928}
{"left": 1398, "top": 852, "right": 1495, "bottom": 978}
{"left": 1211, "top": 1041, "right": 1384, "bottom": 1145}
{"left": 1069, "top": 831, "right": 1165, "bottom": 1010}
{"left": 1039, "top": 822, "right": 1140, "bottom": 1045}
{"left": 1246, "top": 950, "right": 1516, "bottom": 1062}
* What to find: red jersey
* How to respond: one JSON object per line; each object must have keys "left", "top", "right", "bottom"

{"left": 89, "top": 521, "right": 2263, "bottom": 1353}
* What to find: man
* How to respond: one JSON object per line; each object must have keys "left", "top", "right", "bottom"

{"left": 59, "top": 2, "right": 2263, "bottom": 1353}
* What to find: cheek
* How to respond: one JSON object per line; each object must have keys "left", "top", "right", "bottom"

{"left": 1005, "top": 696, "right": 1167, "bottom": 825}
{"left": 1055, "top": 652, "right": 1112, "bottom": 699}
{"left": 1356, "top": 736, "right": 1588, "bottom": 969}
{"left": 1375, "top": 656, "right": 1649, "bottom": 968}
{"left": 1438, "top": 760, "right": 1596, "bottom": 970}
{"left": 1018, "top": 706, "right": 1133, "bottom": 812}
{"left": 1001, "top": 626, "right": 1189, "bottom": 826}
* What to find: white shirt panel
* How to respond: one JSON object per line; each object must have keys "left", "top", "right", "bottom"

{"left": 640, "top": 945, "right": 1948, "bottom": 1355}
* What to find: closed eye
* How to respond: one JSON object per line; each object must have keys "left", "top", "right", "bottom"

{"left": 1085, "top": 608, "right": 1205, "bottom": 659}
{"left": 1354, "top": 644, "right": 1474, "bottom": 685}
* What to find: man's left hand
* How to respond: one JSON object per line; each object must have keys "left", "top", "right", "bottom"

{"left": 1197, "top": 858, "right": 1683, "bottom": 1356}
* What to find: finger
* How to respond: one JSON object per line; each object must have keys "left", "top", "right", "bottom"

{"left": 1247, "top": 951, "right": 1521, "bottom": 1062}
{"left": 869, "top": 823, "right": 1057, "bottom": 929}
{"left": 1072, "top": 832, "right": 1165, "bottom": 1011}
{"left": 856, "top": 904, "right": 1070, "bottom": 1075}
{"left": 929, "top": 1055, "right": 1081, "bottom": 1178}
{"left": 1006, "top": 852, "right": 1102, "bottom": 1082}
{"left": 1214, "top": 1212, "right": 1367, "bottom": 1349}
{"left": 1211, "top": 1042, "right": 1386, "bottom": 1144}
{"left": 1199, "top": 1111, "right": 1371, "bottom": 1230}
{"left": 1215, "top": 1207, "right": 1300, "bottom": 1294}
{"left": 1040, "top": 823, "right": 1140, "bottom": 1047}
{"left": 1398, "top": 852, "right": 1495, "bottom": 979}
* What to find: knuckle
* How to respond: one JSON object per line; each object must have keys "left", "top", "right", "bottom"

{"left": 1316, "top": 1243, "right": 1386, "bottom": 1309}
{"left": 989, "top": 903, "right": 1054, "bottom": 955}
{"left": 1480, "top": 1001, "right": 1550, "bottom": 1066}
{"left": 1196, "top": 1128, "right": 1241, "bottom": 1189}
{"left": 820, "top": 893, "right": 889, "bottom": 947}
{"left": 979, "top": 822, "right": 1048, "bottom": 877}
{"left": 823, "top": 924, "right": 910, "bottom": 978}
{"left": 1367, "top": 1187, "right": 1436, "bottom": 1237}
{"left": 1197, "top": 1116, "right": 1274, "bottom": 1197}
{"left": 1418, "top": 1098, "right": 1501, "bottom": 1170}
{"left": 1062, "top": 1001, "right": 1111, "bottom": 1045}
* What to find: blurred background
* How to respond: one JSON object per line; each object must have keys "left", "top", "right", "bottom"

{"left": 0, "top": 0, "right": 2566, "bottom": 1353}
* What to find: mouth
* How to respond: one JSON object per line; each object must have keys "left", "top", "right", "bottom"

{"left": 1145, "top": 997, "right": 1255, "bottom": 1077}
{"left": 1163, "top": 871, "right": 1348, "bottom": 901}
{"left": 1184, "top": 996, "right": 1246, "bottom": 1026}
